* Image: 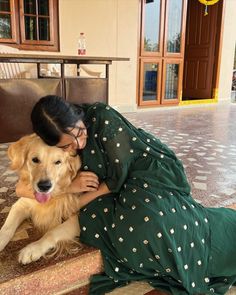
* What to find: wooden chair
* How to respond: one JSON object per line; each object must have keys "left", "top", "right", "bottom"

{"left": 0, "top": 45, "right": 28, "bottom": 79}
{"left": 80, "top": 65, "right": 102, "bottom": 78}
{"left": 0, "top": 44, "right": 102, "bottom": 79}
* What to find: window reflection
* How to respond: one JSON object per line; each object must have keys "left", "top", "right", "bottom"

{"left": 25, "top": 16, "right": 37, "bottom": 40}
{"left": 165, "top": 64, "right": 179, "bottom": 99}
{"left": 0, "top": 0, "right": 11, "bottom": 39}
{"left": 144, "top": 0, "right": 161, "bottom": 52}
{"left": 38, "top": 0, "right": 49, "bottom": 16}
{"left": 0, "top": 0, "right": 10, "bottom": 12}
{"left": 0, "top": 15, "right": 11, "bottom": 38}
{"left": 143, "top": 63, "right": 158, "bottom": 101}
{"left": 167, "top": 0, "right": 182, "bottom": 53}
{"left": 39, "top": 18, "right": 49, "bottom": 40}
{"left": 24, "top": 0, "right": 36, "bottom": 14}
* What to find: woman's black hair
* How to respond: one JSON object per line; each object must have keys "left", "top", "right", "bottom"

{"left": 31, "top": 95, "right": 85, "bottom": 146}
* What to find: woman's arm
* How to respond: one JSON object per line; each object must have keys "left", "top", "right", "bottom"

{"left": 79, "top": 182, "right": 110, "bottom": 208}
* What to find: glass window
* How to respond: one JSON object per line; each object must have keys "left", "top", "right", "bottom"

{"left": 23, "top": 0, "right": 50, "bottom": 41}
{"left": 144, "top": 0, "right": 161, "bottom": 52}
{"left": 38, "top": 0, "right": 49, "bottom": 15}
{"left": 0, "top": 0, "right": 12, "bottom": 39}
{"left": 142, "top": 63, "right": 158, "bottom": 101}
{"left": 38, "top": 17, "right": 49, "bottom": 40}
{"left": 165, "top": 64, "right": 179, "bottom": 99}
{"left": 0, "top": 14, "right": 11, "bottom": 38}
{"left": 139, "top": 0, "right": 186, "bottom": 106}
{"left": 0, "top": 0, "right": 10, "bottom": 12}
{"left": 24, "top": 0, "right": 36, "bottom": 14}
{"left": 25, "top": 16, "right": 37, "bottom": 40}
{"left": 166, "top": 0, "right": 183, "bottom": 53}
{"left": 0, "top": 0, "right": 59, "bottom": 51}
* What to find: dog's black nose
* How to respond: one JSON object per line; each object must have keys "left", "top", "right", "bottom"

{"left": 37, "top": 180, "right": 52, "bottom": 192}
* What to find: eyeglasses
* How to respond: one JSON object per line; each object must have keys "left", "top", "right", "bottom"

{"left": 57, "top": 126, "right": 87, "bottom": 150}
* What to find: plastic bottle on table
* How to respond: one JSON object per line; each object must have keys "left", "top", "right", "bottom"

{"left": 78, "top": 32, "right": 86, "bottom": 55}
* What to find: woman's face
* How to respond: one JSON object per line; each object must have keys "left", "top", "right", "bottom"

{"left": 56, "top": 121, "right": 88, "bottom": 152}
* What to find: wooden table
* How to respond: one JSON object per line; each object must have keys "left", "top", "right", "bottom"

{"left": 0, "top": 54, "right": 129, "bottom": 142}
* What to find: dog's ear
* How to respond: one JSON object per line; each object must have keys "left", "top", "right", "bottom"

{"left": 8, "top": 134, "right": 36, "bottom": 171}
{"left": 67, "top": 153, "right": 81, "bottom": 180}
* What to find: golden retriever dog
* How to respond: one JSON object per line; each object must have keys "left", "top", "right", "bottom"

{"left": 0, "top": 134, "right": 82, "bottom": 264}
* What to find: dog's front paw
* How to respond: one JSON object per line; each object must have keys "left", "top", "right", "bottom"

{"left": 18, "top": 241, "right": 46, "bottom": 264}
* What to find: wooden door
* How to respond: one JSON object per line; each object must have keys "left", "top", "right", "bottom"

{"left": 183, "top": 0, "right": 219, "bottom": 99}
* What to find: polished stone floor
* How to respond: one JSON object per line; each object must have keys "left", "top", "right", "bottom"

{"left": 1, "top": 102, "right": 236, "bottom": 295}
{"left": 125, "top": 102, "right": 236, "bottom": 208}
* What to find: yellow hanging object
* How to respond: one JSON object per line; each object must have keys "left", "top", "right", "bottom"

{"left": 198, "top": 0, "right": 220, "bottom": 16}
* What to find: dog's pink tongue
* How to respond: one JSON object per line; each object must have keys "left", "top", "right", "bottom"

{"left": 34, "top": 192, "right": 51, "bottom": 203}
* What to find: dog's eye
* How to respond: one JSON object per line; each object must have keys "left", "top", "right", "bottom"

{"left": 55, "top": 160, "right": 62, "bottom": 165}
{"left": 32, "top": 157, "right": 40, "bottom": 163}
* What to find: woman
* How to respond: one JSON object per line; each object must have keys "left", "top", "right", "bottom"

{"left": 21, "top": 95, "right": 236, "bottom": 294}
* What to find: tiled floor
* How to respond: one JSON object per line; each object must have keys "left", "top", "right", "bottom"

{"left": 125, "top": 102, "right": 236, "bottom": 208}
{"left": 1, "top": 102, "right": 236, "bottom": 294}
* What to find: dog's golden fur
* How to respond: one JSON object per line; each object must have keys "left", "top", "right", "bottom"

{"left": 0, "top": 134, "right": 83, "bottom": 264}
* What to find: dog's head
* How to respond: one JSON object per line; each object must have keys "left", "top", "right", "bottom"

{"left": 8, "top": 134, "right": 81, "bottom": 203}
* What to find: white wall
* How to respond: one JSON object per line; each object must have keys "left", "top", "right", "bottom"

{"left": 218, "top": 0, "right": 236, "bottom": 101}
{"left": 59, "top": 0, "right": 139, "bottom": 111}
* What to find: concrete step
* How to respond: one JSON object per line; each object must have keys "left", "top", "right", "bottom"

{"left": 0, "top": 241, "right": 103, "bottom": 295}
{"left": 64, "top": 281, "right": 164, "bottom": 295}
{"left": 64, "top": 282, "right": 166, "bottom": 295}
{"left": 0, "top": 236, "right": 165, "bottom": 295}
{"left": 64, "top": 285, "right": 90, "bottom": 295}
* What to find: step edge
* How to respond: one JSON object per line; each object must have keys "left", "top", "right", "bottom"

{"left": 0, "top": 250, "right": 103, "bottom": 295}
{"left": 55, "top": 279, "right": 89, "bottom": 295}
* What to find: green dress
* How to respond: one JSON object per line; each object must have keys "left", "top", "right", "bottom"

{"left": 79, "top": 102, "right": 236, "bottom": 295}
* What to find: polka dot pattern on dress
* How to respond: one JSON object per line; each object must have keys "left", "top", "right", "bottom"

{"left": 78, "top": 103, "right": 235, "bottom": 295}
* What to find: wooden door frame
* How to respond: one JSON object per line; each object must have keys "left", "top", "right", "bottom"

{"left": 212, "top": 0, "right": 225, "bottom": 101}
{"left": 180, "top": 0, "right": 225, "bottom": 105}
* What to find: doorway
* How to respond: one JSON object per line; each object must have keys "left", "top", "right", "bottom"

{"left": 182, "top": 0, "right": 224, "bottom": 102}
{"left": 138, "top": 0, "right": 224, "bottom": 107}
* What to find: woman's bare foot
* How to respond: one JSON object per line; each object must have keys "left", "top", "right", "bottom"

{"left": 226, "top": 204, "right": 236, "bottom": 210}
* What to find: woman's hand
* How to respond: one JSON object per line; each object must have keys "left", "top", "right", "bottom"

{"left": 69, "top": 171, "right": 99, "bottom": 193}
{"left": 79, "top": 182, "right": 110, "bottom": 208}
